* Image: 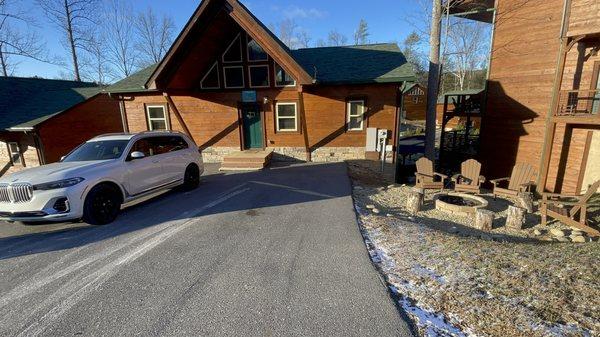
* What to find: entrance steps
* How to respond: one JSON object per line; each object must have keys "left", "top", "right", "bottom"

{"left": 219, "top": 149, "right": 274, "bottom": 171}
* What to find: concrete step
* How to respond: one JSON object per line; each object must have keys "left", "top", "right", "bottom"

{"left": 219, "top": 162, "right": 266, "bottom": 171}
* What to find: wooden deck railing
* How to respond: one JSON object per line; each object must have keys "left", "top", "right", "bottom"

{"left": 556, "top": 89, "right": 600, "bottom": 117}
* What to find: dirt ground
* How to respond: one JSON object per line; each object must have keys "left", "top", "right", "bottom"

{"left": 348, "top": 160, "right": 600, "bottom": 337}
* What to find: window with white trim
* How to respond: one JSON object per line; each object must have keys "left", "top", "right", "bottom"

{"left": 222, "top": 33, "right": 242, "bottom": 63}
{"left": 347, "top": 100, "right": 365, "bottom": 131}
{"left": 249, "top": 65, "right": 270, "bottom": 88}
{"left": 146, "top": 105, "right": 168, "bottom": 131}
{"left": 200, "top": 62, "right": 220, "bottom": 89}
{"left": 7, "top": 142, "right": 21, "bottom": 165}
{"left": 247, "top": 35, "right": 268, "bottom": 61}
{"left": 275, "top": 102, "right": 298, "bottom": 132}
{"left": 223, "top": 66, "right": 245, "bottom": 88}
{"left": 275, "top": 64, "right": 296, "bottom": 87}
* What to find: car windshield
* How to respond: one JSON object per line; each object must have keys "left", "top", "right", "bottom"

{"left": 62, "top": 140, "right": 129, "bottom": 162}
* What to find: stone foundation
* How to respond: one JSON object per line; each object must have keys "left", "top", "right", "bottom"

{"left": 201, "top": 146, "right": 382, "bottom": 163}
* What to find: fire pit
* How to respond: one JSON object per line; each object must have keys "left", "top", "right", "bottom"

{"left": 434, "top": 192, "right": 488, "bottom": 217}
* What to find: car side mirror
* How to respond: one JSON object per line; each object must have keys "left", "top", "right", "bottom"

{"left": 60, "top": 156, "right": 65, "bottom": 161}
{"left": 129, "top": 151, "right": 145, "bottom": 160}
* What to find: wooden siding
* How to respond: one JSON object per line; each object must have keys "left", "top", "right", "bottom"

{"left": 37, "top": 94, "right": 122, "bottom": 163}
{"left": 403, "top": 87, "right": 427, "bottom": 120}
{"left": 567, "top": 0, "right": 600, "bottom": 37}
{"left": 124, "top": 83, "right": 399, "bottom": 154}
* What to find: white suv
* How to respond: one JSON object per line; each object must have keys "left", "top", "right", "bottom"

{"left": 0, "top": 132, "right": 203, "bottom": 225}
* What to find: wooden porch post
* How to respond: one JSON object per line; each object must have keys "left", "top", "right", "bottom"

{"left": 163, "top": 92, "right": 193, "bottom": 138}
{"left": 298, "top": 87, "right": 311, "bottom": 162}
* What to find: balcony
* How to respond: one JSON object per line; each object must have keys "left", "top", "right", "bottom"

{"left": 554, "top": 89, "right": 600, "bottom": 124}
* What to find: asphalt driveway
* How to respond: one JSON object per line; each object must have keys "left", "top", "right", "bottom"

{"left": 0, "top": 163, "right": 412, "bottom": 336}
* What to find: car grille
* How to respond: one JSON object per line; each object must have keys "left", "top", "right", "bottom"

{"left": 0, "top": 183, "right": 34, "bottom": 203}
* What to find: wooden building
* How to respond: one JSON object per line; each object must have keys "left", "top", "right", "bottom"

{"left": 0, "top": 77, "right": 122, "bottom": 176}
{"left": 450, "top": 0, "right": 600, "bottom": 194}
{"left": 402, "top": 83, "right": 427, "bottom": 121}
{"left": 105, "top": 0, "right": 415, "bottom": 168}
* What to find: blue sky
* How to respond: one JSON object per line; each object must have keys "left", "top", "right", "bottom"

{"left": 14, "top": 0, "right": 424, "bottom": 79}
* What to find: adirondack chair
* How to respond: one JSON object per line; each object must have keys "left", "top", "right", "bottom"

{"left": 451, "top": 159, "right": 486, "bottom": 194}
{"left": 415, "top": 157, "right": 447, "bottom": 191}
{"left": 490, "top": 163, "right": 536, "bottom": 199}
{"left": 540, "top": 180, "right": 600, "bottom": 236}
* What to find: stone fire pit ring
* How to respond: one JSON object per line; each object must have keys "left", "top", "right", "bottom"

{"left": 434, "top": 192, "right": 489, "bottom": 217}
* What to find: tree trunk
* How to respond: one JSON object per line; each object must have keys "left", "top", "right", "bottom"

{"left": 474, "top": 209, "right": 494, "bottom": 231}
{"left": 424, "top": 0, "right": 442, "bottom": 161}
{"left": 506, "top": 205, "right": 526, "bottom": 230}
{"left": 406, "top": 188, "right": 424, "bottom": 215}
{"left": 517, "top": 192, "right": 534, "bottom": 213}
{"left": 64, "top": 0, "right": 81, "bottom": 81}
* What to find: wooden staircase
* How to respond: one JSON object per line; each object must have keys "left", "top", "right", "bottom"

{"left": 219, "top": 149, "right": 274, "bottom": 171}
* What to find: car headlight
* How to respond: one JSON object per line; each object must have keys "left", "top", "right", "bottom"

{"left": 33, "top": 177, "right": 85, "bottom": 190}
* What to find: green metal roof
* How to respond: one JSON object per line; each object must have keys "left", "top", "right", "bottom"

{"left": 0, "top": 77, "right": 101, "bottom": 131}
{"left": 105, "top": 43, "right": 415, "bottom": 93}
{"left": 291, "top": 43, "right": 415, "bottom": 85}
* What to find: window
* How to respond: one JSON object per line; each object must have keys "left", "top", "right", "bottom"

{"left": 146, "top": 105, "right": 168, "bottom": 131}
{"left": 7, "top": 142, "right": 21, "bottom": 165}
{"left": 200, "top": 62, "right": 220, "bottom": 89}
{"left": 153, "top": 136, "right": 189, "bottom": 154}
{"left": 222, "top": 33, "right": 242, "bottom": 63}
{"left": 276, "top": 102, "right": 298, "bottom": 132}
{"left": 247, "top": 35, "right": 268, "bottom": 61}
{"left": 129, "top": 138, "right": 154, "bottom": 158}
{"left": 63, "top": 140, "right": 129, "bottom": 162}
{"left": 223, "top": 66, "right": 245, "bottom": 88}
{"left": 347, "top": 100, "right": 365, "bottom": 131}
{"left": 275, "top": 64, "right": 295, "bottom": 87}
{"left": 249, "top": 65, "right": 269, "bottom": 88}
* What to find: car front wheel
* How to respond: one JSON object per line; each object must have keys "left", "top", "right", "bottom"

{"left": 182, "top": 164, "right": 200, "bottom": 191}
{"left": 83, "top": 184, "right": 122, "bottom": 225}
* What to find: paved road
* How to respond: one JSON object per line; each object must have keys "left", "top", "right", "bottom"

{"left": 0, "top": 163, "right": 413, "bottom": 336}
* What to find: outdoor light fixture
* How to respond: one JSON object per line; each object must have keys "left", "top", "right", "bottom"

{"left": 263, "top": 96, "right": 269, "bottom": 104}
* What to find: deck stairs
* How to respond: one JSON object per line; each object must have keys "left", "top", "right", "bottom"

{"left": 219, "top": 149, "right": 274, "bottom": 171}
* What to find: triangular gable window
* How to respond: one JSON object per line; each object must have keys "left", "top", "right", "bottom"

{"left": 222, "top": 33, "right": 242, "bottom": 63}
{"left": 247, "top": 35, "right": 268, "bottom": 62}
{"left": 201, "top": 62, "right": 220, "bottom": 89}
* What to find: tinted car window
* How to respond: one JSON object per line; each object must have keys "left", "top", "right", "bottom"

{"left": 129, "top": 139, "right": 154, "bottom": 158}
{"left": 63, "top": 140, "right": 129, "bottom": 162}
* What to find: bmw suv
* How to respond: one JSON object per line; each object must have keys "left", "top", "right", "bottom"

{"left": 0, "top": 132, "right": 203, "bottom": 225}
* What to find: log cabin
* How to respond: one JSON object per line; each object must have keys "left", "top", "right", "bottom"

{"left": 0, "top": 77, "right": 122, "bottom": 176}
{"left": 448, "top": 0, "right": 600, "bottom": 194}
{"left": 104, "top": 0, "right": 415, "bottom": 170}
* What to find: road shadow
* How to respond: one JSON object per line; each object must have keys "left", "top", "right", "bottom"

{"left": 0, "top": 162, "right": 351, "bottom": 261}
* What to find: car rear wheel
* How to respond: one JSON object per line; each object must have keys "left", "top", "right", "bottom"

{"left": 182, "top": 164, "right": 200, "bottom": 191}
{"left": 83, "top": 184, "right": 122, "bottom": 225}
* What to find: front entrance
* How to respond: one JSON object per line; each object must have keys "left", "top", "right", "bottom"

{"left": 241, "top": 105, "right": 263, "bottom": 149}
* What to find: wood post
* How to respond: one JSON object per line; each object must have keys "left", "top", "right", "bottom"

{"left": 298, "top": 89, "right": 311, "bottom": 162}
{"left": 406, "top": 188, "right": 424, "bottom": 215}
{"left": 474, "top": 209, "right": 494, "bottom": 231}
{"left": 506, "top": 205, "right": 526, "bottom": 230}
{"left": 163, "top": 93, "right": 192, "bottom": 138}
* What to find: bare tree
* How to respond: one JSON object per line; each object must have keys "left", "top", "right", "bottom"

{"left": 0, "top": 0, "right": 47, "bottom": 76}
{"left": 402, "top": 31, "right": 427, "bottom": 84}
{"left": 272, "top": 18, "right": 298, "bottom": 49}
{"left": 135, "top": 7, "right": 175, "bottom": 67}
{"left": 81, "top": 32, "right": 112, "bottom": 84}
{"left": 353, "top": 19, "right": 369, "bottom": 45}
{"left": 315, "top": 39, "right": 327, "bottom": 48}
{"left": 37, "top": 0, "right": 99, "bottom": 81}
{"left": 104, "top": 0, "right": 137, "bottom": 78}
{"left": 444, "top": 19, "right": 488, "bottom": 90}
{"left": 327, "top": 30, "right": 347, "bottom": 46}
{"left": 295, "top": 30, "right": 311, "bottom": 49}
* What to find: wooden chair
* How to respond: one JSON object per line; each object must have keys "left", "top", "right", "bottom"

{"left": 415, "top": 157, "right": 447, "bottom": 191}
{"left": 540, "top": 180, "right": 600, "bottom": 236}
{"left": 490, "top": 163, "right": 536, "bottom": 199}
{"left": 451, "top": 159, "right": 486, "bottom": 194}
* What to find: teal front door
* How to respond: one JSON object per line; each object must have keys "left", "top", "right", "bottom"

{"left": 242, "top": 106, "right": 263, "bottom": 149}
